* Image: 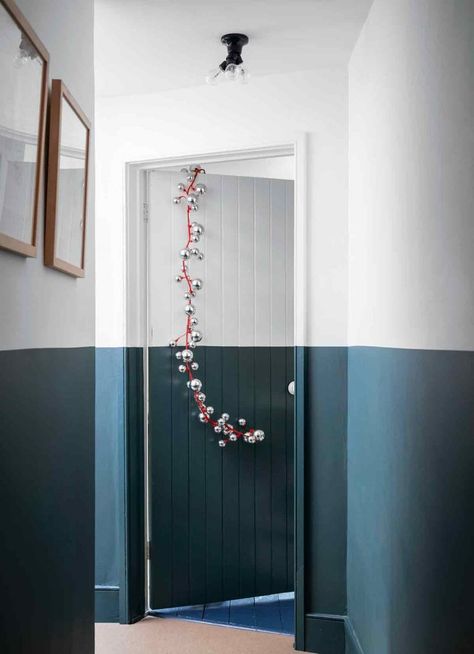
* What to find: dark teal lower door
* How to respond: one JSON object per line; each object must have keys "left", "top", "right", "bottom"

{"left": 149, "top": 346, "right": 294, "bottom": 609}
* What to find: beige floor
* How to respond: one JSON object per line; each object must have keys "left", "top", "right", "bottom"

{"left": 96, "top": 617, "right": 297, "bottom": 654}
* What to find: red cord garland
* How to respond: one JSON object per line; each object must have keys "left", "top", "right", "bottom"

{"left": 170, "top": 167, "right": 266, "bottom": 447}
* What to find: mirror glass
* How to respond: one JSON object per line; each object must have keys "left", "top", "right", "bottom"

{"left": 55, "top": 96, "right": 88, "bottom": 267}
{"left": 0, "top": 3, "right": 44, "bottom": 243}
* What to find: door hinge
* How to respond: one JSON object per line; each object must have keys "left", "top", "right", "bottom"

{"left": 143, "top": 201, "right": 149, "bottom": 222}
{"left": 146, "top": 541, "right": 152, "bottom": 560}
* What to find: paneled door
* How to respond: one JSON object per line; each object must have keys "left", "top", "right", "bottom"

{"left": 147, "top": 170, "right": 294, "bottom": 609}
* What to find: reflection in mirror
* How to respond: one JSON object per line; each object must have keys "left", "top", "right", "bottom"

{"left": 0, "top": 0, "right": 48, "bottom": 256}
{"left": 55, "top": 98, "right": 88, "bottom": 268}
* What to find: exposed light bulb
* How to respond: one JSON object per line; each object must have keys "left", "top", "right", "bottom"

{"left": 206, "top": 67, "right": 223, "bottom": 85}
{"left": 224, "top": 63, "right": 238, "bottom": 81}
{"left": 237, "top": 66, "right": 250, "bottom": 84}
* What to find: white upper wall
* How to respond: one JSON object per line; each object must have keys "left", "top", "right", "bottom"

{"left": 95, "top": 0, "right": 373, "bottom": 96}
{"left": 95, "top": 67, "right": 350, "bottom": 347}
{"left": 348, "top": 0, "right": 474, "bottom": 350}
{"left": 0, "top": 0, "right": 95, "bottom": 350}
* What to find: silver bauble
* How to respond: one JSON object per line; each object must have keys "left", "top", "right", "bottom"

{"left": 186, "top": 174, "right": 193, "bottom": 181}
{"left": 175, "top": 275, "right": 182, "bottom": 282}
{"left": 191, "top": 224, "right": 204, "bottom": 235}
{"left": 221, "top": 412, "right": 230, "bottom": 422}
{"left": 199, "top": 413, "right": 207, "bottom": 423}
{"left": 207, "top": 406, "right": 214, "bottom": 415}
{"left": 238, "top": 418, "right": 247, "bottom": 427}
{"left": 214, "top": 425, "right": 222, "bottom": 434}
{"left": 184, "top": 292, "right": 191, "bottom": 300}
{"left": 177, "top": 182, "right": 186, "bottom": 191}
{"left": 197, "top": 253, "right": 204, "bottom": 261}
{"left": 175, "top": 351, "right": 183, "bottom": 360}
{"left": 254, "top": 429, "right": 265, "bottom": 441}
{"left": 190, "top": 247, "right": 200, "bottom": 257}
{"left": 190, "top": 317, "right": 198, "bottom": 326}
{"left": 229, "top": 434, "right": 238, "bottom": 442}
{"left": 197, "top": 392, "right": 206, "bottom": 402}
{"left": 191, "top": 279, "right": 203, "bottom": 291}
{"left": 180, "top": 248, "right": 191, "bottom": 259}
{"left": 189, "top": 342, "right": 196, "bottom": 349}
{"left": 187, "top": 381, "right": 191, "bottom": 388}
{"left": 243, "top": 431, "right": 251, "bottom": 442}
{"left": 181, "top": 349, "right": 193, "bottom": 362}
{"left": 195, "top": 183, "right": 207, "bottom": 195}
{"left": 191, "top": 234, "right": 200, "bottom": 243}
{"left": 169, "top": 340, "right": 176, "bottom": 347}
{"left": 173, "top": 196, "right": 181, "bottom": 204}
{"left": 184, "top": 304, "right": 195, "bottom": 315}
{"left": 217, "top": 418, "right": 225, "bottom": 426}
{"left": 190, "top": 330, "right": 202, "bottom": 343}
{"left": 248, "top": 435, "right": 256, "bottom": 444}
{"left": 191, "top": 362, "right": 199, "bottom": 371}
{"left": 178, "top": 364, "right": 186, "bottom": 373}
{"left": 187, "top": 193, "right": 198, "bottom": 205}
{"left": 218, "top": 440, "right": 226, "bottom": 448}
{"left": 190, "top": 204, "right": 199, "bottom": 211}
{"left": 190, "top": 379, "right": 202, "bottom": 391}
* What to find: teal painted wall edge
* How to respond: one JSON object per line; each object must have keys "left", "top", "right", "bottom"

{"left": 95, "top": 586, "right": 120, "bottom": 623}
{"left": 0, "top": 347, "right": 95, "bottom": 653}
{"left": 96, "top": 348, "right": 124, "bottom": 589}
{"left": 345, "top": 618, "right": 365, "bottom": 654}
{"left": 121, "top": 347, "right": 146, "bottom": 624}
{"left": 297, "top": 346, "right": 348, "bottom": 654}
{"left": 347, "top": 347, "right": 474, "bottom": 654}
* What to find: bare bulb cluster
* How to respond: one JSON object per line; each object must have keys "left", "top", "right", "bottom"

{"left": 206, "top": 63, "right": 250, "bottom": 85}
{"left": 169, "top": 166, "right": 266, "bottom": 448}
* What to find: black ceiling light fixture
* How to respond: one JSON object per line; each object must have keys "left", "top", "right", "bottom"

{"left": 206, "top": 33, "right": 250, "bottom": 85}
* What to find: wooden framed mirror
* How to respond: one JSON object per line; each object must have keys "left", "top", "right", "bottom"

{"left": 0, "top": 0, "right": 49, "bottom": 257}
{"left": 45, "top": 79, "right": 90, "bottom": 277}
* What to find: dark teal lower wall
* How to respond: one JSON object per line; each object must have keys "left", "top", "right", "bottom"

{"left": 305, "top": 347, "right": 348, "bottom": 614}
{"left": 347, "top": 347, "right": 474, "bottom": 654}
{"left": 0, "top": 347, "right": 95, "bottom": 653}
{"left": 302, "top": 347, "right": 348, "bottom": 654}
{"left": 95, "top": 348, "right": 123, "bottom": 588}
{"left": 94, "top": 345, "right": 474, "bottom": 654}
{"left": 94, "top": 347, "right": 145, "bottom": 624}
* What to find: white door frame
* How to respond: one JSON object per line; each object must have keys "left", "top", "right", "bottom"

{"left": 124, "top": 134, "right": 308, "bottom": 645}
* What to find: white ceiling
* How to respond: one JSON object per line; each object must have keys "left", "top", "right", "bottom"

{"left": 95, "top": 0, "right": 373, "bottom": 97}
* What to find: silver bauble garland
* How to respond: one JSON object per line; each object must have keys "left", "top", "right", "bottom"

{"left": 170, "top": 166, "right": 266, "bottom": 447}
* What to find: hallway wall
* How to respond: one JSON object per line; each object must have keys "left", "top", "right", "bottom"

{"left": 0, "top": 0, "right": 95, "bottom": 652}
{"left": 347, "top": 1, "right": 474, "bottom": 652}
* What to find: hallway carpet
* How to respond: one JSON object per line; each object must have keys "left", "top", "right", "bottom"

{"left": 95, "top": 617, "right": 296, "bottom": 654}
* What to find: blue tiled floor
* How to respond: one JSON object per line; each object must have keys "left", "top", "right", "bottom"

{"left": 154, "top": 592, "right": 294, "bottom": 635}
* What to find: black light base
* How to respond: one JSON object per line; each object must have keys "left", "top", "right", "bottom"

{"left": 220, "top": 33, "right": 249, "bottom": 68}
